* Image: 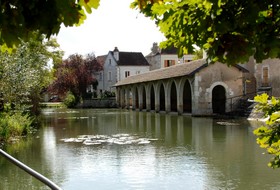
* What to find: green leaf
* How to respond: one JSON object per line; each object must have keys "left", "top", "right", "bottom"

{"left": 254, "top": 93, "right": 269, "bottom": 104}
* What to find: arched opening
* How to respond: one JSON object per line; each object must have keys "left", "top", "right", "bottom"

{"left": 135, "top": 87, "right": 139, "bottom": 109}
{"left": 142, "top": 87, "right": 146, "bottom": 110}
{"left": 212, "top": 85, "right": 226, "bottom": 114}
{"left": 170, "top": 82, "right": 177, "bottom": 112}
{"left": 159, "top": 84, "right": 165, "bottom": 111}
{"left": 183, "top": 80, "right": 192, "bottom": 113}
{"left": 150, "top": 85, "right": 155, "bottom": 110}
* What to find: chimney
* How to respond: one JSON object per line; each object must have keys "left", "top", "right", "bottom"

{"left": 151, "top": 42, "right": 160, "bottom": 54}
{"left": 113, "top": 47, "right": 119, "bottom": 61}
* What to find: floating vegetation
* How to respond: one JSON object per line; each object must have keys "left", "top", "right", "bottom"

{"left": 216, "top": 121, "right": 240, "bottom": 126}
{"left": 60, "top": 134, "right": 158, "bottom": 146}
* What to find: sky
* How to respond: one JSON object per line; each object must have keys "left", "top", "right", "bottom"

{"left": 56, "top": 0, "right": 165, "bottom": 58}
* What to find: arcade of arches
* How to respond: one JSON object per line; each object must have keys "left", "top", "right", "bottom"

{"left": 115, "top": 60, "right": 249, "bottom": 116}
{"left": 116, "top": 78, "right": 230, "bottom": 115}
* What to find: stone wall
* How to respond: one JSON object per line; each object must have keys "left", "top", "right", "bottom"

{"left": 77, "top": 98, "right": 117, "bottom": 108}
{"left": 255, "top": 59, "right": 280, "bottom": 97}
{"left": 192, "top": 62, "right": 245, "bottom": 115}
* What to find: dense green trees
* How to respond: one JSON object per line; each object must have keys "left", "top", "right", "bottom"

{"left": 132, "top": 0, "right": 280, "bottom": 65}
{"left": 0, "top": 0, "right": 100, "bottom": 51}
{"left": 0, "top": 33, "right": 62, "bottom": 115}
{"left": 0, "top": 33, "right": 62, "bottom": 142}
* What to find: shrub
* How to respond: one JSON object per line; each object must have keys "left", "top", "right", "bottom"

{"left": 102, "top": 90, "right": 115, "bottom": 98}
{"left": 63, "top": 91, "right": 77, "bottom": 108}
{"left": 0, "top": 112, "right": 33, "bottom": 142}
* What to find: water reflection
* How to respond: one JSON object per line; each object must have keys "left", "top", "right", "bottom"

{"left": 0, "top": 109, "right": 279, "bottom": 190}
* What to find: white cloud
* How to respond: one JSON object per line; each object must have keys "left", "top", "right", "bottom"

{"left": 55, "top": 0, "right": 165, "bottom": 58}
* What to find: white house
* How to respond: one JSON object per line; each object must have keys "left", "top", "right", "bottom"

{"left": 96, "top": 47, "right": 150, "bottom": 95}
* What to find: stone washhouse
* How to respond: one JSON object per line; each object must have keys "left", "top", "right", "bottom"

{"left": 114, "top": 59, "right": 252, "bottom": 116}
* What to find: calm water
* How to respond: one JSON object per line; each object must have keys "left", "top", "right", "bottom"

{"left": 0, "top": 108, "right": 279, "bottom": 190}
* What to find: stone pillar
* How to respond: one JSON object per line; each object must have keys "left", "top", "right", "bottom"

{"left": 125, "top": 88, "right": 130, "bottom": 109}
{"left": 131, "top": 87, "right": 136, "bottom": 110}
{"left": 165, "top": 92, "right": 171, "bottom": 113}
{"left": 177, "top": 86, "right": 183, "bottom": 115}
{"left": 165, "top": 82, "right": 171, "bottom": 113}
{"left": 120, "top": 88, "right": 125, "bottom": 108}
{"left": 154, "top": 84, "right": 160, "bottom": 113}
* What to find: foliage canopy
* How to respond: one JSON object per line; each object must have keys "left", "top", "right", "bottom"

{"left": 0, "top": 0, "right": 100, "bottom": 51}
{"left": 132, "top": 0, "right": 280, "bottom": 65}
{"left": 0, "top": 32, "right": 62, "bottom": 115}
{"left": 254, "top": 94, "right": 280, "bottom": 168}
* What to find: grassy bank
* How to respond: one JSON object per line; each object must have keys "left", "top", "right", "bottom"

{"left": 39, "top": 102, "right": 64, "bottom": 108}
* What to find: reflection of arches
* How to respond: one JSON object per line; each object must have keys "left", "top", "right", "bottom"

{"left": 142, "top": 87, "right": 146, "bottom": 110}
{"left": 183, "top": 80, "right": 192, "bottom": 113}
{"left": 212, "top": 85, "right": 226, "bottom": 114}
{"left": 150, "top": 85, "right": 155, "bottom": 110}
{"left": 135, "top": 87, "right": 139, "bottom": 109}
{"left": 160, "top": 84, "right": 165, "bottom": 111}
{"left": 170, "top": 82, "right": 177, "bottom": 112}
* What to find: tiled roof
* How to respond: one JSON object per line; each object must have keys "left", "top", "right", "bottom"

{"left": 160, "top": 46, "right": 178, "bottom": 54}
{"left": 109, "top": 51, "right": 149, "bottom": 66}
{"left": 115, "top": 59, "right": 207, "bottom": 86}
{"left": 115, "top": 59, "right": 249, "bottom": 87}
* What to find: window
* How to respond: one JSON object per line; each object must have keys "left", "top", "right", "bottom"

{"left": 262, "top": 67, "right": 269, "bottom": 86}
{"left": 136, "top": 71, "right": 140, "bottom": 75}
{"left": 164, "top": 60, "right": 175, "bottom": 67}
{"left": 125, "top": 71, "right": 130, "bottom": 78}
{"left": 108, "top": 71, "right": 112, "bottom": 81}
{"left": 99, "top": 73, "right": 103, "bottom": 81}
{"left": 108, "top": 59, "right": 111, "bottom": 65}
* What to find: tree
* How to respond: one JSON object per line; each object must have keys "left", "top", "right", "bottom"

{"left": 0, "top": 0, "right": 100, "bottom": 51}
{"left": 132, "top": 0, "right": 280, "bottom": 65}
{"left": 253, "top": 94, "right": 280, "bottom": 168}
{"left": 49, "top": 53, "right": 102, "bottom": 103}
{"left": 192, "top": 49, "right": 203, "bottom": 60}
{"left": 0, "top": 32, "right": 62, "bottom": 115}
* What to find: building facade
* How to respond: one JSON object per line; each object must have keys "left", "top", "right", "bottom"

{"left": 146, "top": 43, "right": 194, "bottom": 71}
{"left": 96, "top": 47, "right": 150, "bottom": 96}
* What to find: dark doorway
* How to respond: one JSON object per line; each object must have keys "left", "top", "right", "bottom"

{"left": 170, "top": 82, "right": 177, "bottom": 112}
{"left": 150, "top": 85, "right": 155, "bottom": 110}
{"left": 160, "top": 84, "right": 165, "bottom": 111}
{"left": 183, "top": 80, "right": 192, "bottom": 113}
{"left": 212, "top": 85, "right": 226, "bottom": 114}
{"left": 142, "top": 87, "right": 146, "bottom": 110}
{"left": 135, "top": 88, "right": 139, "bottom": 109}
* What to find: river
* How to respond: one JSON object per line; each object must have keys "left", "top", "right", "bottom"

{"left": 0, "top": 108, "right": 279, "bottom": 190}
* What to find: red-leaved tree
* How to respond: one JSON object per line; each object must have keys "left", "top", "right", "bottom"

{"left": 49, "top": 53, "right": 102, "bottom": 101}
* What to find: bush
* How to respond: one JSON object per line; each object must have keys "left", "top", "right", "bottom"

{"left": 102, "top": 90, "right": 115, "bottom": 98}
{"left": 63, "top": 91, "right": 77, "bottom": 108}
{"left": 0, "top": 112, "right": 33, "bottom": 142}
